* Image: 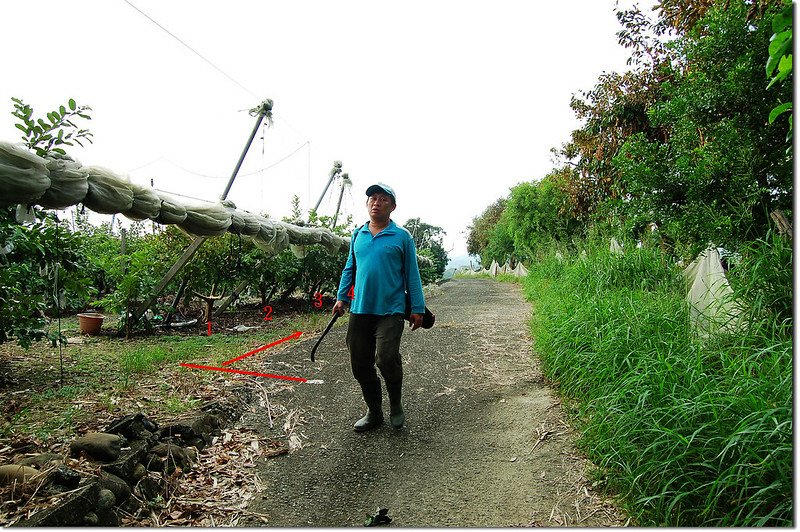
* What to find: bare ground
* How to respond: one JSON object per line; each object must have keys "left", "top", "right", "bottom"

{"left": 237, "top": 278, "right": 627, "bottom": 527}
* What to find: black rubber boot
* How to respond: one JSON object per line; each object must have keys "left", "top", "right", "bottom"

{"left": 386, "top": 380, "right": 405, "bottom": 429}
{"left": 354, "top": 380, "right": 384, "bottom": 432}
{"left": 354, "top": 408, "right": 383, "bottom": 432}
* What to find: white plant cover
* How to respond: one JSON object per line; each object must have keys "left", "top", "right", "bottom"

{"left": 230, "top": 208, "right": 262, "bottom": 236}
{"left": 39, "top": 154, "right": 89, "bottom": 209}
{"left": 83, "top": 166, "right": 134, "bottom": 214}
{"left": 179, "top": 202, "right": 232, "bottom": 236}
{"left": 488, "top": 260, "right": 500, "bottom": 276}
{"left": 682, "top": 246, "right": 742, "bottom": 334}
{"left": 122, "top": 182, "right": 162, "bottom": 221}
{"left": 276, "top": 221, "right": 323, "bottom": 246}
{"left": 0, "top": 140, "right": 349, "bottom": 256}
{"left": 289, "top": 243, "right": 307, "bottom": 259}
{"left": 610, "top": 237, "right": 623, "bottom": 255}
{"left": 154, "top": 191, "right": 187, "bottom": 225}
{"left": 511, "top": 262, "right": 528, "bottom": 277}
{"left": 0, "top": 142, "right": 50, "bottom": 206}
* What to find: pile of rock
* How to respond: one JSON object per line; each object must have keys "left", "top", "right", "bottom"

{"left": 4, "top": 399, "right": 241, "bottom": 527}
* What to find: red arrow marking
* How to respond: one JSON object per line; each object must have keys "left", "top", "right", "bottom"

{"left": 221, "top": 331, "right": 303, "bottom": 366}
{"left": 180, "top": 363, "right": 307, "bottom": 383}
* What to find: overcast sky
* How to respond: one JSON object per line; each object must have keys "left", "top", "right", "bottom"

{"left": 1, "top": 1, "right": 633, "bottom": 259}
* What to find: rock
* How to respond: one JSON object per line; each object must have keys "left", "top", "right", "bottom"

{"left": 159, "top": 413, "right": 222, "bottom": 450}
{"left": 146, "top": 443, "right": 193, "bottom": 474}
{"left": 99, "top": 439, "right": 148, "bottom": 482}
{"left": 105, "top": 413, "right": 159, "bottom": 442}
{"left": 16, "top": 452, "right": 64, "bottom": 468}
{"left": 70, "top": 433, "right": 125, "bottom": 462}
{"left": 135, "top": 475, "right": 162, "bottom": 502}
{"left": 51, "top": 465, "right": 82, "bottom": 488}
{"left": 98, "top": 471, "right": 131, "bottom": 504}
{"left": 14, "top": 480, "right": 121, "bottom": 527}
{"left": 132, "top": 463, "right": 147, "bottom": 481}
{"left": 96, "top": 488, "right": 116, "bottom": 510}
{"left": 0, "top": 464, "right": 39, "bottom": 485}
{"left": 14, "top": 482, "right": 99, "bottom": 527}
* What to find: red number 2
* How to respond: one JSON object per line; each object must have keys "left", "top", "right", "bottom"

{"left": 263, "top": 305, "right": 273, "bottom": 321}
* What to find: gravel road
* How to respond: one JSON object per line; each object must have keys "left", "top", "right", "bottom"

{"left": 239, "top": 278, "right": 626, "bottom": 527}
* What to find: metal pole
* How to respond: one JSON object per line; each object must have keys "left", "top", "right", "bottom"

{"left": 214, "top": 273, "right": 255, "bottom": 316}
{"left": 313, "top": 174, "right": 337, "bottom": 213}
{"left": 131, "top": 99, "right": 273, "bottom": 325}
{"left": 313, "top": 161, "right": 343, "bottom": 213}
{"left": 220, "top": 101, "right": 272, "bottom": 200}
{"left": 332, "top": 175, "right": 349, "bottom": 228}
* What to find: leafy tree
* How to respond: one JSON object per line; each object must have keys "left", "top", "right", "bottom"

{"left": 403, "top": 217, "right": 448, "bottom": 283}
{"left": 501, "top": 174, "right": 582, "bottom": 261}
{"left": 11, "top": 97, "right": 93, "bottom": 156}
{"left": 404, "top": 218, "right": 443, "bottom": 249}
{"left": 766, "top": 2, "right": 792, "bottom": 143}
{"left": 551, "top": 3, "right": 674, "bottom": 224}
{"left": 88, "top": 222, "right": 179, "bottom": 333}
{"left": 466, "top": 199, "right": 506, "bottom": 261}
{"left": 0, "top": 209, "right": 96, "bottom": 347}
{"left": 1, "top": 98, "right": 94, "bottom": 346}
{"left": 613, "top": 1, "right": 792, "bottom": 256}
{"left": 482, "top": 212, "right": 516, "bottom": 267}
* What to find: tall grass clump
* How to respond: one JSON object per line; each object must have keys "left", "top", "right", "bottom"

{"left": 523, "top": 238, "right": 792, "bottom": 526}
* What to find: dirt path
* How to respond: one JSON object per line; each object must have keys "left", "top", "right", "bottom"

{"left": 238, "top": 279, "right": 626, "bottom": 527}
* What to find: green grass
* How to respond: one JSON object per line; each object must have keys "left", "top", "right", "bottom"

{"left": 1, "top": 307, "right": 333, "bottom": 443}
{"left": 522, "top": 241, "right": 792, "bottom": 526}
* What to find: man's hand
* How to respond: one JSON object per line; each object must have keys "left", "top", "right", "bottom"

{"left": 408, "top": 313, "right": 423, "bottom": 331}
{"left": 332, "top": 300, "right": 347, "bottom": 316}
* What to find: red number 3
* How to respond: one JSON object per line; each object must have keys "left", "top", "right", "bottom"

{"left": 312, "top": 292, "right": 323, "bottom": 309}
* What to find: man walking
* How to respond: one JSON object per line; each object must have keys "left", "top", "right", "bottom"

{"left": 332, "top": 182, "right": 426, "bottom": 432}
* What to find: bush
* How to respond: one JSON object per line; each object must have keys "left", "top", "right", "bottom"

{"left": 0, "top": 208, "right": 93, "bottom": 347}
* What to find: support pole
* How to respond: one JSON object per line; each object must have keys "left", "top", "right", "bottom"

{"left": 331, "top": 174, "right": 350, "bottom": 228}
{"left": 220, "top": 101, "right": 273, "bottom": 201}
{"left": 130, "top": 99, "right": 273, "bottom": 325}
{"left": 214, "top": 263, "right": 261, "bottom": 316}
{"left": 312, "top": 161, "right": 343, "bottom": 213}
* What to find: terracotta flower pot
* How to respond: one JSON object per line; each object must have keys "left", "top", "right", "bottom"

{"left": 77, "top": 313, "right": 104, "bottom": 335}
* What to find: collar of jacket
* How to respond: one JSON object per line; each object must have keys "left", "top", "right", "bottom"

{"left": 359, "top": 219, "right": 397, "bottom": 236}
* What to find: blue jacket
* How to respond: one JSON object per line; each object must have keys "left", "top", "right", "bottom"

{"left": 336, "top": 220, "right": 426, "bottom": 316}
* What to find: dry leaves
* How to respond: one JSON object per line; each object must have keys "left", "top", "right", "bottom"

{"left": 134, "top": 427, "right": 287, "bottom": 527}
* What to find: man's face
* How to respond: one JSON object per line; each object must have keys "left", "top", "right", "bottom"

{"left": 367, "top": 193, "right": 396, "bottom": 221}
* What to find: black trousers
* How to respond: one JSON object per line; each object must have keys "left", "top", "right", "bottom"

{"left": 346, "top": 313, "right": 405, "bottom": 387}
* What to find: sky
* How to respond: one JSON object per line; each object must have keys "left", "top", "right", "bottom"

{"left": 1, "top": 1, "right": 634, "bottom": 261}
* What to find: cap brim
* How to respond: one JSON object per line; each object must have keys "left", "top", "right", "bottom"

{"left": 366, "top": 185, "right": 389, "bottom": 197}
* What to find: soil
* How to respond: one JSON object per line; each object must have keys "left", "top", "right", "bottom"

{"left": 236, "top": 278, "right": 627, "bottom": 527}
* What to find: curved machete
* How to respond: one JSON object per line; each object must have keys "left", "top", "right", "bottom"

{"left": 311, "top": 313, "right": 340, "bottom": 361}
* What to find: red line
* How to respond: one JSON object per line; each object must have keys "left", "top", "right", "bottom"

{"left": 180, "top": 363, "right": 307, "bottom": 383}
{"left": 221, "top": 331, "right": 302, "bottom": 366}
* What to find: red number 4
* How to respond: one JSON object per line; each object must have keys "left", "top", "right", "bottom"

{"left": 347, "top": 285, "right": 355, "bottom": 299}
